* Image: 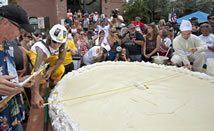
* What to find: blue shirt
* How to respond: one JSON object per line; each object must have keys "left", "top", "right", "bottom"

{"left": 0, "top": 41, "right": 24, "bottom": 131}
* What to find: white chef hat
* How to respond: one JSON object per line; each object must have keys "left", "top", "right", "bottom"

{"left": 179, "top": 20, "right": 192, "bottom": 32}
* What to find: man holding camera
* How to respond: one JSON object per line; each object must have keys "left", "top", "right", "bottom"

{"left": 121, "top": 24, "right": 144, "bottom": 62}
{"left": 110, "top": 8, "right": 124, "bottom": 33}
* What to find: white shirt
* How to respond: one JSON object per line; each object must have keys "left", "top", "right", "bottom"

{"left": 199, "top": 34, "right": 214, "bottom": 59}
{"left": 97, "top": 24, "right": 110, "bottom": 39}
{"left": 83, "top": 46, "right": 100, "bottom": 65}
{"left": 161, "top": 37, "right": 171, "bottom": 48}
{"left": 95, "top": 37, "right": 108, "bottom": 46}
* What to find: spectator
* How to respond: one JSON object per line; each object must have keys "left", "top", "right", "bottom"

{"left": 79, "top": 31, "right": 89, "bottom": 56}
{"left": 96, "top": 17, "right": 111, "bottom": 39}
{"left": 72, "top": 33, "right": 82, "bottom": 70}
{"left": 207, "top": 14, "right": 214, "bottom": 33}
{"left": 171, "top": 20, "right": 207, "bottom": 72}
{"left": 158, "top": 19, "right": 166, "bottom": 30}
{"left": 0, "top": 5, "right": 34, "bottom": 130}
{"left": 115, "top": 48, "right": 131, "bottom": 62}
{"left": 83, "top": 14, "right": 89, "bottom": 32}
{"left": 131, "top": 17, "right": 144, "bottom": 28}
{"left": 65, "top": 23, "right": 73, "bottom": 41}
{"left": 191, "top": 22, "right": 201, "bottom": 36}
{"left": 142, "top": 24, "right": 160, "bottom": 62}
{"left": 67, "top": 9, "right": 73, "bottom": 21}
{"left": 199, "top": 23, "right": 214, "bottom": 63}
{"left": 87, "top": 30, "right": 95, "bottom": 48}
{"left": 122, "top": 24, "right": 144, "bottom": 62}
{"left": 83, "top": 45, "right": 105, "bottom": 65}
{"left": 110, "top": 8, "right": 124, "bottom": 33}
{"left": 107, "top": 27, "right": 122, "bottom": 60}
{"left": 159, "top": 28, "right": 172, "bottom": 57}
{"left": 95, "top": 30, "right": 106, "bottom": 46}
{"left": 93, "top": 11, "right": 99, "bottom": 24}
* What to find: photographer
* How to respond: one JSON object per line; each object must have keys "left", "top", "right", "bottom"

{"left": 121, "top": 24, "right": 144, "bottom": 62}
{"left": 110, "top": 8, "right": 124, "bottom": 33}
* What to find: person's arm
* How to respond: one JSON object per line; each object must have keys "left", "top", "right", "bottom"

{"left": 98, "top": 36, "right": 104, "bottom": 46}
{"left": 148, "top": 35, "right": 161, "bottom": 57}
{"left": 133, "top": 32, "right": 144, "bottom": 45}
{"left": 107, "top": 36, "right": 113, "bottom": 47}
{"left": 121, "top": 33, "right": 129, "bottom": 44}
{"left": 133, "top": 39, "right": 144, "bottom": 45}
{"left": 31, "top": 33, "right": 39, "bottom": 42}
{"left": 208, "top": 46, "right": 214, "bottom": 51}
{"left": 93, "top": 48, "right": 103, "bottom": 62}
{"left": 194, "top": 36, "right": 208, "bottom": 52}
{"left": 43, "top": 48, "right": 66, "bottom": 80}
{"left": 94, "top": 17, "right": 101, "bottom": 28}
{"left": 31, "top": 47, "right": 47, "bottom": 108}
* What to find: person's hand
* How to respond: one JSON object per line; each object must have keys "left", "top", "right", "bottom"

{"left": 43, "top": 69, "right": 52, "bottom": 80}
{"left": 0, "top": 75, "right": 23, "bottom": 96}
{"left": 144, "top": 54, "right": 150, "bottom": 59}
{"left": 31, "top": 92, "right": 44, "bottom": 109}
{"left": 100, "top": 36, "right": 104, "bottom": 42}
{"left": 188, "top": 48, "right": 197, "bottom": 53}
{"left": 125, "top": 33, "right": 129, "bottom": 39}
{"left": 19, "top": 75, "right": 35, "bottom": 88}
{"left": 184, "top": 64, "right": 192, "bottom": 71}
{"left": 147, "top": 53, "right": 152, "bottom": 58}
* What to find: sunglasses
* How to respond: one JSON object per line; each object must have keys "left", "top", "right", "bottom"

{"left": 111, "top": 31, "right": 117, "bottom": 33}
{"left": 26, "top": 36, "right": 32, "bottom": 39}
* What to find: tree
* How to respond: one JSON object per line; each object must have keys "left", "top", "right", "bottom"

{"left": 123, "top": 0, "right": 171, "bottom": 24}
{"left": 123, "top": 0, "right": 150, "bottom": 24}
{"left": 170, "top": 0, "right": 214, "bottom": 18}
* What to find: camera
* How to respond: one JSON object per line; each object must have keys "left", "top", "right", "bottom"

{"left": 129, "top": 33, "right": 135, "bottom": 40}
{"left": 112, "top": 8, "right": 119, "bottom": 18}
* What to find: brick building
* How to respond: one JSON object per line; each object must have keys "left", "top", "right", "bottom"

{"left": 102, "top": 0, "right": 124, "bottom": 16}
{"left": 16, "top": 0, "right": 124, "bottom": 29}
{"left": 17, "top": 0, "right": 67, "bottom": 28}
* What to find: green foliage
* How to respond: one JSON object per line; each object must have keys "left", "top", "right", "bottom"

{"left": 170, "top": 0, "right": 214, "bottom": 17}
{"left": 123, "top": 0, "right": 149, "bottom": 24}
{"left": 123, "top": 0, "right": 170, "bottom": 24}
{"left": 123, "top": 0, "right": 214, "bottom": 24}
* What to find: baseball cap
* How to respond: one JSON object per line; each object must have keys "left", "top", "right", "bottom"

{"left": 128, "top": 24, "right": 135, "bottom": 29}
{"left": 135, "top": 17, "right": 141, "bottom": 20}
{"left": 0, "top": 5, "right": 34, "bottom": 32}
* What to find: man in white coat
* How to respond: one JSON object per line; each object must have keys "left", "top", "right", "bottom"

{"left": 171, "top": 20, "right": 208, "bottom": 72}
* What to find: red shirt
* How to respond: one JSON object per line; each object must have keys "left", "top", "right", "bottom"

{"left": 131, "top": 21, "right": 144, "bottom": 27}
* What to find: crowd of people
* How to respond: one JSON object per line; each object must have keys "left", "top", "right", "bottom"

{"left": 0, "top": 4, "right": 214, "bottom": 130}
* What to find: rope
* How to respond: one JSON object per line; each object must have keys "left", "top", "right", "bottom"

{"left": 43, "top": 72, "right": 183, "bottom": 106}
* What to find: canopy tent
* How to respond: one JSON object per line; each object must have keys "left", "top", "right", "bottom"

{"left": 177, "top": 11, "right": 209, "bottom": 24}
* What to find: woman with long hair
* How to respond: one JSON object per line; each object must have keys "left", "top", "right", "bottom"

{"left": 107, "top": 27, "right": 122, "bottom": 61}
{"left": 143, "top": 24, "right": 161, "bottom": 62}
